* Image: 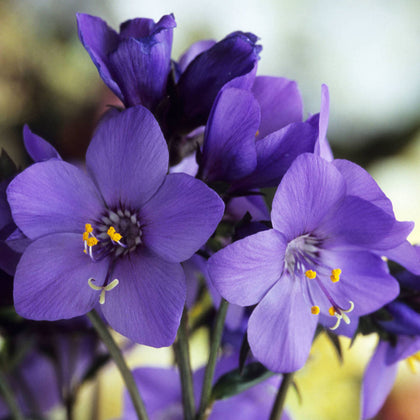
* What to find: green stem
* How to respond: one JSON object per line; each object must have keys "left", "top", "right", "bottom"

{"left": 197, "top": 299, "right": 229, "bottom": 420}
{"left": 87, "top": 310, "right": 149, "bottom": 420}
{"left": 269, "top": 372, "right": 294, "bottom": 420}
{"left": 173, "top": 308, "right": 195, "bottom": 420}
{"left": 0, "top": 370, "right": 24, "bottom": 420}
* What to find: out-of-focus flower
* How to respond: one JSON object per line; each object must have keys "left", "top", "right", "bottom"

{"left": 7, "top": 106, "right": 224, "bottom": 346}
{"left": 122, "top": 355, "right": 290, "bottom": 420}
{"left": 209, "top": 153, "right": 413, "bottom": 372}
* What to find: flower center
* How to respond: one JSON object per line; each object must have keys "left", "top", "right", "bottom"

{"left": 285, "top": 234, "right": 354, "bottom": 330}
{"left": 82, "top": 209, "right": 143, "bottom": 304}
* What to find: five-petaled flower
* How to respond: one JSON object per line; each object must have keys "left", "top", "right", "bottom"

{"left": 7, "top": 106, "right": 224, "bottom": 347}
{"left": 208, "top": 153, "right": 412, "bottom": 372}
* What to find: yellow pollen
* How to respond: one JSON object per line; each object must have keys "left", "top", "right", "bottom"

{"left": 255, "top": 130, "right": 260, "bottom": 137}
{"left": 330, "top": 268, "right": 342, "bottom": 283}
{"left": 85, "top": 223, "right": 93, "bottom": 233}
{"left": 83, "top": 231, "right": 89, "bottom": 241}
{"left": 86, "top": 237, "right": 98, "bottom": 247}
{"left": 329, "top": 306, "right": 336, "bottom": 316}
{"left": 107, "top": 226, "right": 123, "bottom": 242}
{"left": 305, "top": 270, "right": 317, "bottom": 279}
{"left": 311, "top": 306, "right": 320, "bottom": 315}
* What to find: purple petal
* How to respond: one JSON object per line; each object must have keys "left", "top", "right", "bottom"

{"left": 14, "top": 233, "right": 109, "bottom": 320}
{"left": 333, "top": 159, "right": 394, "bottom": 215}
{"left": 361, "top": 341, "right": 398, "bottom": 420}
{"left": 119, "top": 14, "right": 176, "bottom": 40}
{"left": 208, "top": 229, "right": 287, "bottom": 306}
{"left": 313, "top": 84, "right": 333, "bottom": 161}
{"left": 252, "top": 76, "right": 303, "bottom": 138}
{"left": 386, "top": 336, "right": 420, "bottom": 364}
{"left": 381, "top": 301, "right": 420, "bottom": 336}
{"left": 318, "top": 196, "right": 412, "bottom": 250}
{"left": 178, "top": 39, "right": 216, "bottom": 72}
{"left": 248, "top": 276, "right": 318, "bottom": 372}
{"left": 76, "top": 13, "right": 122, "bottom": 99}
{"left": 200, "top": 88, "right": 260, "bottom": 182}
{"left": 100, "top": 250, "right": 185, "bottom": 346}
{"left": 226, "top": 195, "right": 269, "bottom": 222}
{"left": 86, "top": 106, "right": 168, "bottom": 210}
{"left": 140, "top": 173, "right": 224, "bottom": 262}
{"left": 233, "top": 120, "right": 319, "bottom": 191}
{"left": 108, "top": 35, "right": 171, "bottom": 108}
{"left": 383, "top": 241, "right": 420, "bottom": 275}
{"left": 7, "top": 161, "right": 104, "bottom": 239}
{"left": 126, "top": 367, "right": 181, "bottom": 417}
{"left": 177, "top": 31, "right": 261, "bottom": 126}
{"left": 23, "top": 125, "right": 61, "bottom": 162}
{"left": 319, "top": 249, "right": 399, "bottom": 319}
{"left": 271, "top": 153, "right": 346, "bottom": 241}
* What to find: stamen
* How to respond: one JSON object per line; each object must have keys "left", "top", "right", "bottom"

{"left": 85, "top": 223, "right": 93, "bottom": 233}
{"left": 311, "top": 305, "right": 320, "bottom": 315}
{"left": 305, "top": 270, "right": 317, "bottom": 279}
{"left": 88, "top": 278, "right": 119, "bottom": 305}
{"left": 329, "top": 301, "right": 354, "bottom": 330}
{"left": 107, "top": 226, "right": 123, "bottom": 242}
{"left": 330, "top": 268, "right": 342, "bottom": 283}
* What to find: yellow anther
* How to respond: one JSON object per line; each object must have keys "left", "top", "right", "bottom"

{"left": 311, "top": 305, "right": 320, "bottom": 315}
{"left": 255, "top": 130, "right": 260, "bottom": 137}
{"left": 330, "top": 268, "right": 342, "bottom": 283}
{"left": 107, "top": 226, "right": 123, "bottom": 242}
{"left": 86, "top": 237, "right": 98, "bottom": 247}
{"left": 329, "top": 306, "right": 336, "bottom": 316}
{"left": 305, "top": 270, "right": 317, "bottom": 279}
{"left": 83, "top": 231, "right": 89, "bottom": 241}
{"left": 85, "top": 223, "right": 93, "bottom": 233}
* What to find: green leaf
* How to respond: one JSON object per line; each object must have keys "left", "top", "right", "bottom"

{"left": 211, "top": 362, "right": 275, "bottom": 401}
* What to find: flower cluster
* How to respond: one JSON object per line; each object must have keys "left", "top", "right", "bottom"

{"left": 0, "top": 11, "right": 419, "bottom": 420}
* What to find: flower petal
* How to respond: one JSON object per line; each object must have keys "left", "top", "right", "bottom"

{"left": 383, "top": 240, "right": 420, "bottom": 275}
{"left": 178, "top": 39, "right": 216, "bottom": 73}
{"left": 86, "top": 106, "right": 168, "bottom": 210}
{"left": 76, "top": 13, "right": 122, "bottom": 99}
{"left": 140, "top": 173, "right": 224, "bottom": 262}
{"left": 252, "top": 76, "right": 302, "bottom": 138}
{"left": 14, "top": 233, "right": 109, "bottom": 320}
{"left": 176, "top": 31, "right": 261, "bottom": 127}
{"left": 361, "top": 341, "right": 398, "bottom": 420}
{"left": 100, "top": 250, "right": 185, "bottom": 346}
{"left": 23, "top": 125, "right": 61, "bottom": 162}
{"left": 271, "top": 153, "right": 346, "bottom": 240}
{"left": 201, "top": 88, "right": 260, "bottom": 182}
{"left": 248, "top": 276, "right": 318, "bottom": 372}
{"left": 7, "top": 161, "right": 104, "bottom": 239}
{"left": 233, "top": 120, "right": 319, "bottom": 191}
{"left": 208, "top": 229, "right": 287, "bottom": 306}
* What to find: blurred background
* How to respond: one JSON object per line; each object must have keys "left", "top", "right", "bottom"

{"left": 1, "top": 0, "right": 419, "bottom": 419}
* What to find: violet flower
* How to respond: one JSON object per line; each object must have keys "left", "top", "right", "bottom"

{"left": 7, "top": 106, "right": 224, "bottom": 346}
{"left": 208, "top": 153, "right": 413, "bottom": 372}
{"left": 361, "top": 261, "right": 420, "bottom": 419}
{"left": 122, "top": 355, "right": 289, "bottom": 420}
{"left": 77, "top": 13, "right": 176, "bottom": 110}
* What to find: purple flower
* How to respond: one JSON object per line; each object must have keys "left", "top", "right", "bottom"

{"left": 7, "top": 106, "right": 224, "bottom": 346}
{"left": 361, "top": 262, "right": 420, "bottom": 419}
{"left": 77, "top": 13, "right": 176, "bottom": 109}
{"left": 361, "top": 336, "right": 420, "bottom": 419}
{"left": 208, "top": 153, "right": 412, "bottom": 372}
{"left": 122, "top": 355, "right": 290, "bottom": 420}
{"left": 198, "top": 83, "right": 328, "bottom": 193}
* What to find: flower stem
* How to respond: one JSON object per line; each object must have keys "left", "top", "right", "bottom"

{"left": 197, "top": 299, "right": 229, "bottom": 420}
{"left": 269, "top": 372, "right": 294, "bottom": 420}
{"left": 173, "top": 308, "right": 195, "bottom": 420}
{"left": 87, "top": 310, "right": 149, "bottom": 420}
{"left": 0, "top": 370, "right": 24, "bottom": 420}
